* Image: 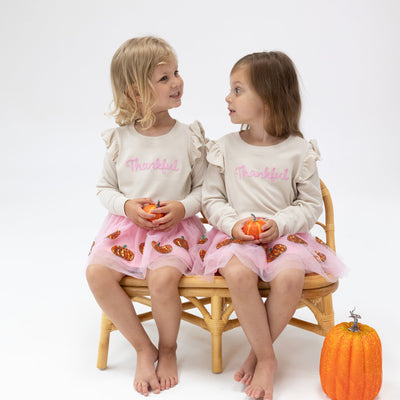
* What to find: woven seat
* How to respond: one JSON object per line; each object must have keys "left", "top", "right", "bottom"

{"left": 96, "top": 180, "right": 339, "bottom": 373}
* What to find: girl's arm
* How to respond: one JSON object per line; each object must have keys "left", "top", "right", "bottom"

{"left": 202, "top": 166, "right": 259, "bottom": 242}
{"left": 179, "top": 149, "right": 207, "bottom": 217}
{"left": 272, "top": 164, "right": 323, "bottom": 236}
{"left": 96, "top": 140, "right": 128, "bottom": 217}
{"left": 179, "top": 121, "right": 208, "bottom": 218}
{"left": 96, "top": 154, "right": 155, "bottom": 229}
{"left": 96, "top": 129, "right": 155, "bottom": 230}
{"left": 149, "top": 200, "right": 186, "bottom": 231}
{"left": 124, "top": 198, "right": 158, "bottom": 230}
{"left": 202, "top": 163, "right": 240, "bottom": 237}
{"left": 151, "top": 154, "right": 205, "bottom": 230}
{"left": 151, "top": 121, "right": 207, "bottom": 231}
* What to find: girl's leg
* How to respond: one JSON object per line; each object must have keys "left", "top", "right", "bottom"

{"left": 266, "top": 267, "right": 305, "bottom": 338}
{"left": 220, "top": 256, "right": 276, "bottom": 400}
{"left": 235, "top": 266, "right": 304, "bottom": 387}
{"left": 146, "top": 266, "right": 183, "bottom": 391}
{"left": 86, "top": 264, "right": 160, "bottom": 396}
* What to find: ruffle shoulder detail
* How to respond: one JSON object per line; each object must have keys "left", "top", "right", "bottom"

{"left": 188, "top": 120, "right": 208, "bottom": 164}
{"left": 206, "top": 140, "right": 225, "bottom": 173}
{"left": 100, "top": 128, "right": 119, "bottom": 162}
{"left": 298, "top": 139, "right": 321, "bottom": 182}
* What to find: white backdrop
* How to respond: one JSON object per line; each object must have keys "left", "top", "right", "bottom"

{"left": 1, "top": 1, "right": 399, "bottom": 399}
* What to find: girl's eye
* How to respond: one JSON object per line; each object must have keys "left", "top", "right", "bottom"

{"left": 159, "top": 76, "right": 168, "bottom": 82}
{"left": 174, "top": 70, "right": 180, "bottom": 77}
{"left": 234, "top": 87, "right": 241, "bottom": 94}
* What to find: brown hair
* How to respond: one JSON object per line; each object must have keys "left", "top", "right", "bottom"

{"left": 232, "top": 51, "right": 303, "bottom": 138}
{"left": 108, "top": 36, "right": 176, "bottom": 128}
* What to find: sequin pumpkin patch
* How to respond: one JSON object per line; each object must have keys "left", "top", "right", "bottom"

{"left": 107, "top": 230, "right": 121, "bottom": 239}
{"left": 111, "top": 245, "right": 134, "bottom": 261}
{"left": 151, "top": 241, "right": 173, "bottom": 254}
{"left": 287, "top": 234, "right": 308, "bottom": 245}
{"left": 266, "top": 244, "right": 287, "bottom": 263}
{"left": 173, "top": 236, "right": 189, "bottom": 251}
{"left": 216, "top": 238, "right": 245, "bottom": 249}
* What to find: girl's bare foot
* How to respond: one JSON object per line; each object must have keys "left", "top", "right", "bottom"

{"left": 245, "top": 358, "right": 277, "bottom": 400}
{"left": 234, "top": 350, "right": 257, "bottom": 385}
{"left": 134, "top": 346, "right": 160, "bottom": 396}
{"left": 156, "top": 345, "right": 178, "bottom": 391}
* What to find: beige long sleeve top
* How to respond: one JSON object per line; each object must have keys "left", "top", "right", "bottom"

{"left": 202, "top": 132, "right": 323, "bottom": 236}
{"left": 96, "top": 120, "right": 207, "bottom": 218}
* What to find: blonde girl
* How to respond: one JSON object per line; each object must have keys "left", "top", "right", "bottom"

{"left": 86, "top": 36, "right": 207, "bottom": 396}
{"left": 199, "top": 52, "right": 346, "bottom": 400}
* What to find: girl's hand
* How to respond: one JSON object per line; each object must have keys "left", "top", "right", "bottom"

{"left": 151, "top": 200, "right": 185, "bottom": 232}
{"left": 124, "top": 198, "right": 157, "bottom": 230}
{"left": 256, "top": 219, "right": 279, "bottom": 244}
{"left": 231, "top": 218, "right": 259, "bottom": 242}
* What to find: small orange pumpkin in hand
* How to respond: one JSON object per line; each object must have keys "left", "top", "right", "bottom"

{"left": 242, "top": 214, "right": 267, "bottom": 240}
{"left": 143, "top": 200, "right": 165, "bottom": 220}
{"left": 319, "top": 309, "right": 382, "bottom": 400}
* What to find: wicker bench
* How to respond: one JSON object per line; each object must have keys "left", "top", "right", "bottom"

{"left": 96, "top": 180, "right": 338, "bottom": 373}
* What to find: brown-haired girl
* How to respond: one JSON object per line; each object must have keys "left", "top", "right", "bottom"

{"left": 86, "top": 36, "right": 207, "bottom": 396}
{"left": 199, "top": 51, "right": 346, "bottom": 400}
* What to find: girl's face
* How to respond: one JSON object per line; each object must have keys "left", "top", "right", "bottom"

{"left": 149, "top": 58, "right": 184, "bottom": 113}
{"left": 225, "top": 66, "right": 265, "bottom": 127}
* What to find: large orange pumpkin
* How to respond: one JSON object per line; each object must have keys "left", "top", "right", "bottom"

{"left": 143, "top": 200, "right": 164, "bottom": 220}
{"left": 319, "top": 310, "right": 382, "bottom": 400}
{"left": 242, "top": 214, "right": 267, "bottom": 240}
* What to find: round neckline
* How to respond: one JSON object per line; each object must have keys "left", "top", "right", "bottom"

{"left": 235, "top": 131, "right": 291, "bottom": 149}
{"left": 129, "top": 120, "right": 179, "bottom": 140}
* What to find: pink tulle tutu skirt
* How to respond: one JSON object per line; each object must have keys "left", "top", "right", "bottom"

{"left": 88, "top": 214, "right": 206, "bottom": 278}
{"left": 195, "top": 228, "right": 346, "bottom": 282}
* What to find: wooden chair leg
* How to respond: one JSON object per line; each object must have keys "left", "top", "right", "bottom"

{"left": 210, "top": 295, "right": 224, "bottom": 373}
{"left": 317, "top": 293, "right": 335, "bottom": 335}
{"left": 97, "top": 312, "right": 113, "bottom": 369}
{"left": 301, "top": 293, "right": 335, "bottom": 336}
{"left": 211, "top": 332, "right": 223, "bottom": 373}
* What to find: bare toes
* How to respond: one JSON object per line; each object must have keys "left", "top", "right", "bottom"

{"left": 149, "top": 377, "right": 161, "bottom": 394}
{"left": 234, "top": 370, "right": 244, "bottom": 382}
{"left": 245, "top": 386, "right": 252, "bottom": 397}
{"left": 254, "top": 387, "right": 263, "bottom": 398}
{"left": 235, "top": 352, "right": 257, "bottom": 386}
{"left": 264, "top": 391, "right": 273, "bottom": 400}
{"left": 159, "top": 378, "right": 165, "bottom": 391}
{"left": 156, "top": 349, "right": 178, "bottom": 391}
{"left": 243, "top": 372, "right": 253, "bottom": 385}
{"left": 135, "top": 382, "right": 148, "bottom": 396}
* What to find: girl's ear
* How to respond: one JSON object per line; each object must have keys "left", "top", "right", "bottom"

{"left": 127, "top": 85, "right": 141, "bottom": 103}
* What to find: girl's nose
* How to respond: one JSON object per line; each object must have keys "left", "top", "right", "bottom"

{"left": 172, "top": 75, "right": 182, "bottom": 87}
{"left": 225, "top": 93, "right": 231, "bottom": 103}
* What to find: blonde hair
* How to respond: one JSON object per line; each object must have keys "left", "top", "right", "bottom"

{"left": 232, "top": 52, "right": 303, "bottom": 138}
{"left": 108, "top": 36, "right": 176, "bottom": 128}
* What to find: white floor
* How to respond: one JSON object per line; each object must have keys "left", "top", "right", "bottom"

{"left": 1, "top": 229, "right": 399, "bottom": 400}
{"left": 2, "top": 2, "right": 400, "bottom": 398}
{"left": 1, "top": 191, "right": 400, "bottom": 400}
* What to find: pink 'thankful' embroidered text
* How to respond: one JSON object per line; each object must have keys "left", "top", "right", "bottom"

{"left": 126, "top": 158, "right": 179, "bottom": 174}
{"left": 234, "top": 165, "right": 289, "bottom": 183}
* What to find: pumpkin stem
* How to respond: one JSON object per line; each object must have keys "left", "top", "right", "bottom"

{"left": 348, "top": 308, "right": 361, "bottom": 332}
{"left": 251, "top": 213, "right": 257, "bottom": 222}
{"left": 156, "top": 200, "right": 160, "bottom": 208}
